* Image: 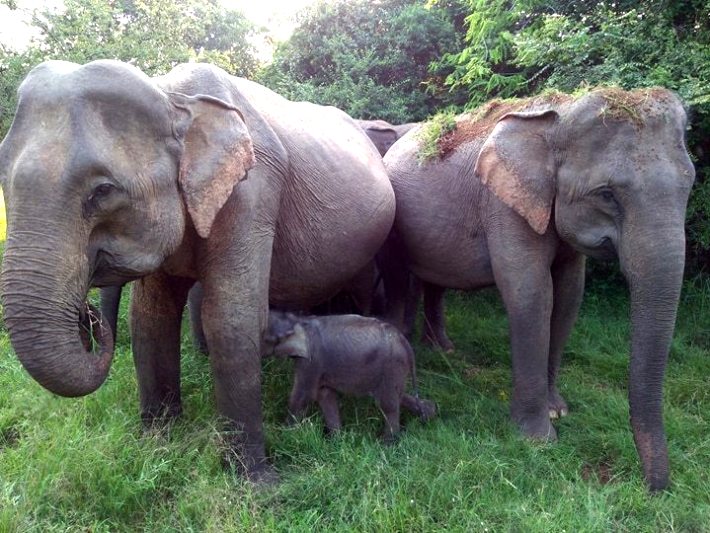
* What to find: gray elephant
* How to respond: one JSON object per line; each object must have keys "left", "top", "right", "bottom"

{"left": 0, "top": 59, "right": 395, "bottom": 481}
{"left": 356, "top": 119, "right": 418, "bottom": 156}
{"left": 264, "top": 311, "right": 436, "bottom": 440}
{"left": 381, "top": 89, "right": 694, "bottom": 490}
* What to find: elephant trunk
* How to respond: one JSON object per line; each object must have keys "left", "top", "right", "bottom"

{"left": 1, "top": 234, "right": 114, "bottom": 397}
{"left": 621, "top": 225, "right": 685, "bottom": 491}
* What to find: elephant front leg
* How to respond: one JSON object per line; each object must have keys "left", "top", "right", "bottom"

{"left": 317, "top": 387, "right": 342, "bottom": 434}
{"left": 548, "top": 251, "right": 585, "bottom": 419}
{"left": 130, "top": 272, "right": 192, "bottom": 425}
{"left": 201, "top": 276, "right": 274, "bottom": 482}
{"left": 489, "top": 228, "right": 556, "bottom": 440}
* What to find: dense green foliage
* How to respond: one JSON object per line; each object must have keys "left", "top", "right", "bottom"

{"left": 258, "top": 0, "right": 467, "bottom": 123}
{"left": 0, "top": 0, "right": 260, "bottom": 136}
{"left": 1, "top": 280, "right": 710, "bottom": 529}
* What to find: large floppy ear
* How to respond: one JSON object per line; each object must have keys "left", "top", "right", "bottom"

{"left": 474, "top": 110, "right": 558, "bottom": 235}
{"left": 168, "top": 92, "right": 255, "bottom": 239}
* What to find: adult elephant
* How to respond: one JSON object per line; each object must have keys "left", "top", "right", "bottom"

{"left": 0, "top": 60, "right": 395, "bottom": 481}
{"left": 356, "top": 119, "right": 417, "bottom": 156}
{"left": 100, "top": 118, "right": 418, "bottom": 352}
{"left": 382, "top": 89, "right": 694, "bottom": 491}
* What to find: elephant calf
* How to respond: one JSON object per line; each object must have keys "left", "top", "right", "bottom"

{"left": 265, "top": 312, "right": 436, "bottom": 441}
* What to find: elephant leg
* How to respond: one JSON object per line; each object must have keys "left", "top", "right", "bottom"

{"left": 287, "top": 376, "right": 316, "bottom": 424}
{"left": 488, "top": 227, "right": 555, "bottom": 440}
{"left": 317, "top": 387, "right": 342, "bottom": 434}
{"left": 401, "top": 393, "right": 437, "bottom": 421}
{"left": 378, "top": 390, "right": 402, "bottom": 444}
{"left": 548, "top": 250, "right": 586, "bottom": 419}
{"left": 200, "top": 245, "right": 275, "bottom": 481}
{"left": 421, "top": 282, "right": 454, "bottom": 351}
{"left": 187, "top": 283, "right": 209, "bottom": 355}
{"left": 378, "top": 231, "right": 410, "bottom": 332}
{"left": 402, "top": 275, "right": 421, "bottom": 339}
{"left": 130, "top": 272, "right": 193, "bottom": 424}
{"left": 100, "top": 284, "right": 124, "bottom": 342}
{"left": 347, "top": 261, "right": 377, "bottom": 315}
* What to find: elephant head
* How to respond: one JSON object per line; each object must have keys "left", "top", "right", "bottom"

{"left": 356, "top": 119, "right": 417, "bottom": 156}
{"left": 474, "top": 88, "right": 695, "bottom": 490}
{"left": 264, "top": 312, "right": 309, "bottom": 360}
{"left": 0, "top": 60, "right": 255, "bottom": 396}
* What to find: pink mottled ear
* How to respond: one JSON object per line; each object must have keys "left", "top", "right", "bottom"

{"left": 474, "top": 110, "right": 558, "bottom": 235}
{"left": 169, "top": 92, "right": 255, "bottom": 239}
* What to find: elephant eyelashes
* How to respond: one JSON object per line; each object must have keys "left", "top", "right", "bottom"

{"left": 594, "top": 187, "right": 618, "bottom": 206}
{"left": 84, "top": 182, "right": 123, "bottom": 217}
{"left": 89, "top": 183, "right": 116, "bottom": 201}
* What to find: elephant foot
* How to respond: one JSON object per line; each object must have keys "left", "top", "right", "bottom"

{"left": 141, "top": 403, "right": 183, "bottom": 429}
{"left": 380, "top": 432, "right": 400, "bottom": 446}
{"left": 548, "top": 388, "right": 569, "bottom": 419}
{"left": 246, "top": 463, "right": 280, "bottom": 487}
{"left": 221, "top": 452, "right": 279, "bottom": 487}
{"left": 421, "top": 331, "right": 455, "bottom": 352}
{"left": 417, "top": 398, "right": 438, "bottom": 422}
{"left": 323, "top": 425, "right": 341, "bottom": 438}
{"left": 514, "top": 411, "right": 558, "bottom": 441}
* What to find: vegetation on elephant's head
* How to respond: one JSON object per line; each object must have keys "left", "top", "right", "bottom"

{"left": 591, "top": 87, "right": 678, "bottom": 126}
{"left": 416, "top": 85, "right": 680, "bottom": 163}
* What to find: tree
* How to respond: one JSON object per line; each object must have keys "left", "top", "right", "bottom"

{"left": 259, "top": 0, "right": 467, "bottom": 122}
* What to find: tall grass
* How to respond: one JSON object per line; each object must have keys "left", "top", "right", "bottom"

{"left": 0, "top": 273, "right": 709, "bottom": 530}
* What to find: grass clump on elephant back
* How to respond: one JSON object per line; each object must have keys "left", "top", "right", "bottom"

{"left": 416, "top": 111, "right": 457, "bottom": 163}
{"left": 416, "top": 86, "right": 673, "bottom": 162}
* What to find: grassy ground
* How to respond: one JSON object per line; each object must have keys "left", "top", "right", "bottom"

{"left": 0, "top": 264, "right": 710, "bottom": 531}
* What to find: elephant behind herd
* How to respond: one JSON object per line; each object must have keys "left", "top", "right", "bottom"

{"left": 0, "top": 59, "right": 695, "bottom": 492}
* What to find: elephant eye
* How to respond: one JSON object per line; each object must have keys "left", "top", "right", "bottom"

{"left": 89, "top": 182, "right": 116, "bottom": 202}
{"left": 597, "top": 188, "right": 615, "bottom": 203}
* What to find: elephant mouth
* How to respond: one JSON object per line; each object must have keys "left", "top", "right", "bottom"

{"left": 581, "top": 236, "right": 617, "bottom": 261}
{"left": 90, "top": 251, "right": 144, "bottom": 287}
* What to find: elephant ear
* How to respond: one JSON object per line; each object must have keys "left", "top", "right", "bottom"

{"left": 274, "top": 324, "right": 310, "bottom": 360}
{"left": 168, "top": 92, "right": 256, "bottom": 239}
{"left": 474, "top": 110, "right": 558, "bottom": 235}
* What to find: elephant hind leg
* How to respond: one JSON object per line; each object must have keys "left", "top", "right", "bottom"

{"left": 421, "top": 282, "right": 455, "bottom": 352}
{"left": 401, "top": 393, "right": 437, "bottom": 422}
{"left": 377, "top": 390, "right": 402, "bottom": 444}
{"left": 188, "top": 283, "right": 209, "bottom": 355}
{"left": 317, "top": 387, "right": 342, "bottom": 435}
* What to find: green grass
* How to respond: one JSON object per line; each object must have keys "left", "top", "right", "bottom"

{"left": 1, "top": 270, "right": 710, "bottom": 531}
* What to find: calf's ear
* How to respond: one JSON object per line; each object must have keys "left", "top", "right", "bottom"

{"left": 274, "top": 324, "right": 310, "bottom": 360}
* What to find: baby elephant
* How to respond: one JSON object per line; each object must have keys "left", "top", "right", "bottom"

{"left": 265, "top": 312, "right": 436, "bottom": 441}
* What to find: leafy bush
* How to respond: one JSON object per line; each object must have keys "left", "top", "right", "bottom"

{"left": 259, "top": 0, "right": 468, "bottom": 122}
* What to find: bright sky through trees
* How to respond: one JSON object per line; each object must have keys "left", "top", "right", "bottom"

{"left": 0, "top": 0, "right": 321, "bottom": 51}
